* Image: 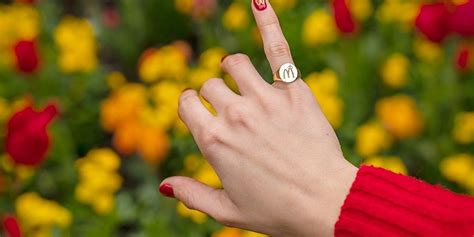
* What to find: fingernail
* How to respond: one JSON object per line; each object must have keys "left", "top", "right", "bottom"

{"left": 253, "top": 0, "right": 267, "bottom": 11}
{"left": 182, "top": 87, "right": 192, "bottom": 93}
{"left": 159, "top": 183, "right": 175, "bottom": 198}
{"left": 221, "top": 54, "right": 230, "bottom": 63}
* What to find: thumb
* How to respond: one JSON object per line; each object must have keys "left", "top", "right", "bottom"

{"left": 159, "top": 176, "right": 240, "bottom": 226}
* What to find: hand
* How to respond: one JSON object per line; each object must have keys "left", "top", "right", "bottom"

{"left": 160, "top": 1, "right": 358, "bottom": 236}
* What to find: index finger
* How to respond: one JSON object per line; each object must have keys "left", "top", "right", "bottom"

{"left": 251, "top": 0, "right": 294, "bottom": 73}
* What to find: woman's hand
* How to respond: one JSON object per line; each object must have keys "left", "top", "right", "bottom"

{"left": 160, "top": 1, "right": 358, "bottom": 236}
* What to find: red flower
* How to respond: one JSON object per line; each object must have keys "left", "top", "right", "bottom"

{"left": 415, "top": 3, "right": 451, "bottom": 42}
{"left": 2, "top": 215, "right": 22, "bottom": 237}
{"left": 192, "top": 0, "right": 217, "bottom": 20}
{"left": 332, "top": 0, "right": 356, "bottom": 34}
{"left": 13, "top": 40, "right": 40, "bottom": 74}
{"left": 456, "top": 46, "right": 471, "bottom": 71}
{"left": 102, "top": 7, "right": 120, "bottom": 28}
{"left": 6, "top": 103, "right": 58, "bottom": 166}
{"left": 450, "top": 0, "right": 474, "bottom": 37}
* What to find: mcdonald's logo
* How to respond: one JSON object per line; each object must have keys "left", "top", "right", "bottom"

{"left": 282, "top": 65, "right": 295, "bottom": 80}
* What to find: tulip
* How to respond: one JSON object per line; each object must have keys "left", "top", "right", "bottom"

{"left": 13, "top": 40, "right": 40, "bottom": 74}
{"left": 192, "top": 0, "right": 217, "bottom": 20}
{"left": 332, "top": 0, "right": 356, "bottom": 33}
{"left": 415, "top": 3, "right": 451, "bottom": 42}
{"left": 456, "top": 46, "right": 471, "bottom": 71}
{"left": 450, "top": 0, "right": 474, "bottom": 37}
{"left": 102, "top": 7, "right": 120, "bottom": 28}
{"left": 6, "top": 103, "right": 58, "bottom": 166}
{"left": 2, "top": 215, "right": 22, "bottom": 237}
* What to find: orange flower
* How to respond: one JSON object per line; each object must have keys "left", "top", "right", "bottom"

{"left": 138, "top": 126, "right": 170, "bottom": 164}
{"left": 376, "top": 95, "right": 424, "bottom": 139}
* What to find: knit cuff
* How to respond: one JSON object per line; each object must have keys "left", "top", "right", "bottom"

{"left": 335, "top": 166, "right": 474, "bottom": 237}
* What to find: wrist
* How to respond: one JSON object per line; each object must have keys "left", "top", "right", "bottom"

{"left": 301, "top": 161, "right": 358, "bottom": 237}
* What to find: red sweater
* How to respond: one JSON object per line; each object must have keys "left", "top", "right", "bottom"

{"left": 335, "top": 166, "right": 474, "bottom": 237}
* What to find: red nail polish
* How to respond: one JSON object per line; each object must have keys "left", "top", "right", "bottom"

{"left": 253, "top": 0, "right": 267, "bottom": 11}
{"left": 159, "top": 183, "right": 175, "bottom": 198}
{"left": 221, "top": 54, "right": 230, "bottom": 63}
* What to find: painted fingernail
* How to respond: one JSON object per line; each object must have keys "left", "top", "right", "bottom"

{"left": 221, "top": 54, "right": 230, "bottom": 63}
{"left": 253, "top": 0, "right": 267, "bottom": 11}
{"left": 159, "top": 183, "right": 175, "bottom": 198}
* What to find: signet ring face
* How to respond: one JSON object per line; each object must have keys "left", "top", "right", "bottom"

{"left": 273, "top": 63, "right": 300, "bottom": 83}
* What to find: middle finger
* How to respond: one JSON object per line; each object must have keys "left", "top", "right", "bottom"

{"left": 251, "top": 0, "right": 294, "bottom": 73}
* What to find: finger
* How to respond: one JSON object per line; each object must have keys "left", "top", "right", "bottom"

{"left": 200, "top": 78, "right": 240, "bottom": 113}
{"left": 160, "top": 176, "right": 240, "bottom": 226}
{"left": 251, "top": 1, "right": 307, "bottom": 92}
{"left": 221, "top": 53, "right": 273, "bottom": 96}
{"left": 251, "top": 0, "right": 293, "bottom": 73}
{"left": 178, "top": 89, "right": 214, "bottom": 135}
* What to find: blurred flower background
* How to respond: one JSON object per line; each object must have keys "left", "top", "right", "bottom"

{"left": 0, "top": 0, "right": 473, "bottom": 236}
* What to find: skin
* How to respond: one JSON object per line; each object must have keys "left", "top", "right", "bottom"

{"left": 161, "top": 1, "right": 358, "bottom": 236}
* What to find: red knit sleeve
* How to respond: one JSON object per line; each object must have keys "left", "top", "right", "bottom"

{"left": 335, "top": 165, "right": 474, "bottom": 237}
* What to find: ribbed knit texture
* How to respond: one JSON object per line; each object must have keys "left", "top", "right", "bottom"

{"left": 335, "top": 166, "right": 474, "bottom": 237}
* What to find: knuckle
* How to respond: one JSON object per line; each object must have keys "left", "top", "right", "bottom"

{"left": 179, "top": 90, "right": 195, "bottom": 105}
{"left": 200, "top": 78, "right": 222, "bottom": 94}
{"left": 224, "top": 53, "right": 250, "bottom": 67}
{"left": 225, "top": 103, "right": 247, "bottom": 124}
{"left": 182, "top": 190, "right": 198, "bottom": 211}
{"left": 199, "top": 125, "right": 223, "bottom": 148}
{"left": 267, "top": 41, "right": 290, "bottom": 58}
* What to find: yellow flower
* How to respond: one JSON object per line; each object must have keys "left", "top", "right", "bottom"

{"left": 213, "top": 227, "right": 268, "bottom": 237}
{"left": 317, "top": 95, "right": 344, "bottom": 129}
{"left": 349, "top": 0, "right": 373, "bottom": 21}
{"left": 139, "top": 45, "right": 188, "bottom": 82}
{"left": 147, "top": 81, "right": 183, "bottom": 130}
{"left": 213, "top": 227, "right": 242, "bottom": 237}
{"left": 175, "top": 0, "right": 193, "bottom": 14}
{"left": 75, "top": 148, "right": 122, "bottom": 214}
{"left": 0, "top": 4, "right": 40, "bottom": 66}
{"left": 377, "top": 0, "right": 419, "bottom": 29}
{"left": 16, "top": 192, "right": 72, "bottom": 235}
{"left": 222, "top": 2, "right": 249, "bottom": 31}
{"left": 0, "top": 4, "right": 40, "bottom": 42}
{"left": 54, "top": 16, "right": 98, "bottom": 73}
{"left": 381, "top": 53, "right": 410, "bottom": 88}
{"left": 413, "top": 38, "right": 442, "bottom": 63}
{"left": 453, "top": 112, "right": 474, "bottom": 144}
{"left": 184, "top": 154, "right": 204, "bottom": 172}
{"left": 0, "top": 97, "right": 11, "bottom": 121}
{"left": 302, "top": 9, "right": 337, "bottom": 47}
{"left": 271, "top": 0, "right": 297, "bottom": 12}
{"left": 355, "top": 121, "right": 393, "bottom": 157}
{"left": 440, "top": 154, "right": 474, "bottom": 185}
{"left": 363, "top": 156, "right": 408, "bottom": 175}
{"left": 93, "top": 194, "right": 115, "bottom": 215}
{"left": 376, "top": 95, "right": 424, "bottom": 139}
{"left": 106, "top": 71, "right": 127, "bottom": 90}
{"left": 188, "top": 67, "right": 220, "bottom": 88}
{"left": 177, "top": 201, "right": 208, "bottom": 223}
{"left": 193, "top": 161, "right": 222, "bottom": 188}
{"left": 306, "top": 70, "right": 344, "bottom": 128}
{"left": 242, "top": 231, "right": 267, "bottom": 237}
{"left": 199, "top": 47, "right": 227, "bottom": 72}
